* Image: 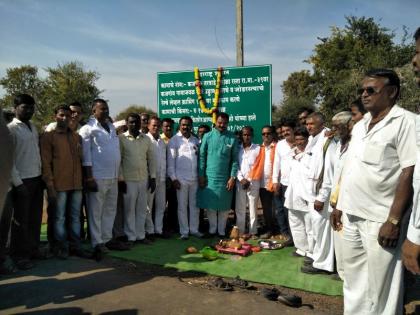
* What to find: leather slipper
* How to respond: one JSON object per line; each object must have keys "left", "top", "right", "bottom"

{"left": 277, "top": 294, "right": 302, "bottom": 307}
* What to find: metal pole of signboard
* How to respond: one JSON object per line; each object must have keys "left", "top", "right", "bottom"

{"left": 236, "top": 0, "right": 244, "bottom": 67}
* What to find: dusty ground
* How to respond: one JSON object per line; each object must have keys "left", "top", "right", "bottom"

{"left": 0, "top": 255, "right": 344, "bottom": 315}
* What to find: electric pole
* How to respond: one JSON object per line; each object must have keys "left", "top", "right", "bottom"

{"left": 236, "top": 0, "right": 243, "bottom": 66}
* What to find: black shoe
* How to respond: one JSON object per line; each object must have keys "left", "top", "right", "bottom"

{"left": 301, "top": 265, "right": 332, "bottom": 275}
{"left": 303, "top": 256, "right": 314, "bottom": 266}
{"left": 94, "top": 244, "right": 108, "bottom": 261}
{"left": 330, "top": 273, "right": 342, "bottom": 281}
{"left": 15, "top": 259, "right": 35, "bottom": 270}
{"left": 105, "top": 240, "right": 130, "bottom": 251}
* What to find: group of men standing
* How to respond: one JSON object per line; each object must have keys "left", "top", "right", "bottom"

{"left": 0, "top": 27, "right": 419, "bottom": 315}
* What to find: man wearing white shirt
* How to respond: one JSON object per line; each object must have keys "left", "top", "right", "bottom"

{"left": 328, "top": 111, "right": 353, "bottom": 281}
{"left": 402, "top": 26, "right": 420, "bottom": 276}
{"left": 272, "top": 120, "right": 295, "bottom": 242}
{"left": 8, "top": 94, "right": 43, "bottom": 270}
{"left": 300, "top": 112, "right": 337, "bottom": 275}
{"left": 79, "top": 99, "right": 124, "bottom": 257}
{"left": 167, "top": 116, "right": 202, "bottom": 239}
{"left": 146, "top": 117, "right": 167, "bottom": 238}
{"left": 337, "top": 69, "right": 416, "bottom": 315}
{"left": 235, "top": 126, "right": 260, "bottom": 237}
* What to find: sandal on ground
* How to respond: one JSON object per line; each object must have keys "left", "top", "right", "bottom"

{"left": 277, "top": 294, "right": 302, "bottom": 307}
{"left": 228, "top": 276, "right": 249, "bottom": 289}
{"left": 260, "top": 287, "right": 280, "bottom": 301}
{"left": 208, "top": 277, "right": 233, "bottom": 291}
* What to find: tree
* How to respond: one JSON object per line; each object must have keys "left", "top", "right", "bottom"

{"left": 0, "top": 65, "right": 45, "bottom": 111}
{"left": 273, "top": 97, "right": 315, "bottom": 126}
{"left": 42, "top": 62, "right": 102, "bottom": 124}
{"left": 307, "top": 16, "right": 414, "bottom": 119}
{"left": 0, "top": 62, "right": 102, "bottom": 127}
{"left": 114, "top": 105, "right": 157, "bottom": 122}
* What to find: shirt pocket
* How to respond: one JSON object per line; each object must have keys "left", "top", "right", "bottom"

{"left": 361, "top": 142, "right": 385, "bottom": 165}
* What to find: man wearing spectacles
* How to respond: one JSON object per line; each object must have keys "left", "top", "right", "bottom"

{"left": 402, "top": 27, "right": 420, "bottom": 277}
{"left": 336, "top": 69, "right": 416, "bottom": 315}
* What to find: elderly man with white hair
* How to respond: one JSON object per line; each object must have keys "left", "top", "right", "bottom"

{"left": 328, "top": 111, "right": 353, "bottom": 280}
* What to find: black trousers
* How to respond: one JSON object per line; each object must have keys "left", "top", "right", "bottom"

{"left": 259, "top": 188, "right": 275, "bottom": 234}
{"left": 11, "top": 176, "right": 44, "bottom": 260}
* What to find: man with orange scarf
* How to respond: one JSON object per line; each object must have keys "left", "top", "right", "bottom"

{"left": 248, "top": 125, "right": 277, "bottom": 238}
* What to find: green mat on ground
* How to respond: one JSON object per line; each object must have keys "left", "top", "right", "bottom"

{"left": 109, "top": 236, "right": 343, "bottom": 296}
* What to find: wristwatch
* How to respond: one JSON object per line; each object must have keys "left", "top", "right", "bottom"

{"left": 387, "top": 216, "right": 400, "bottom": 226}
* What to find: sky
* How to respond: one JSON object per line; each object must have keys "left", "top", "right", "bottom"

{"left": 0, "top": 0, "right": 419, "bottom": 116}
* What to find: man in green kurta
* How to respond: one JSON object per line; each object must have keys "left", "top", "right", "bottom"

{"left": 197, "top": 112, "right": 239, "bottom": 236}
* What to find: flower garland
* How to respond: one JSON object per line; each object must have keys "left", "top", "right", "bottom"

{"left": 194, "top": 66, "right": 223, "bottom": 124}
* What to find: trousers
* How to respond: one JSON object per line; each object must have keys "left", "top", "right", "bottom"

{"left": 87, "top": 178, "right": 118, "bottom": 248}
{"left": 235, "top": 183, "right": 259, "bottom": 235}
{"left": 123, "top": 180, "right": 148, "bottom": 241}
{"left": 342, "top": 213, "right": 404, "bottom": 315}
{"left": 176, "top": 180, "right": 199, "bottom": 236}
{"left": 11, "top": 176, "right": 43, "bottom": 260}
{"left": 207, "top": 210, "right": 229, "bottom": 236}
{"left": 146, "top": 179, "right": 166, "bottom": 234}
{"left": 288, "top": 208, "right": 313, "bottom": 257}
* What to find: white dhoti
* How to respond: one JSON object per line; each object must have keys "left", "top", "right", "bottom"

{"left": 309, "top": 202, "right": 334, "bottom": 272}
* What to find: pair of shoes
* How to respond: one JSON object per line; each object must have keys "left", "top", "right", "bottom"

{"left": 303, "top": 256, "right": 314, "bottom": 266}
{"left": 136, "top": 238, "right": 153, "bottom": 245}
{"left": 190, "top": 231, "right": 204, "bottom": 238}
{"left": 106, "top": 240, "right": 130, "bottom": 251}
{"left": 229, "top": 276, "right": 250, "bottom": 289}
{"left": 180, "top": 234, "right": 189, "bottom": 240}
{"left": 56, "top": 248, "right": 69, "bottom": 260}
{"left": 15, "top": 259, "right": 35, "bottom": 270}
{"left": 301, "top": 265, "right": 332, "bottom": 275}
{"left": 259, "top": 232, "right": 272, "bottom": 239}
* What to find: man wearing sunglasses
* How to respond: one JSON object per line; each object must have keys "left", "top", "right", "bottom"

{"left": 402, "top": 27, "right": 420, "bottom": 277}
{"left": 336, "top": 69, "right": 416, "bottom": 315}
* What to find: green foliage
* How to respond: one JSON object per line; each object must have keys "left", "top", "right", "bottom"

{"left": 396, "top": 64, "right": 420, "bottom": 113}
{"left": 273, "top": 97, "right": 315, "bottom": 126}
{"left": 0, "top": 62, "right": 101, "bottom": 127}
{"left": 114, "top": 105, "right": 157, "bottom": 122}
{"left": 277, "top": 16, "right": 416, "bottom": 123}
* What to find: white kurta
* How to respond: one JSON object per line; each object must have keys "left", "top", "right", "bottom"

{"left": 337, "top": 105, "right": 416, "bottom": 315}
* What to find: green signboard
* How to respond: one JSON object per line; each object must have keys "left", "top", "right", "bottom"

{"left": 157, "top": 64, "right": 271, "bottom": 141}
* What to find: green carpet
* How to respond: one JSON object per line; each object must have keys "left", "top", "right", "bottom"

{"left": 109, "top": 236, "right": 343, "bottom": 296}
